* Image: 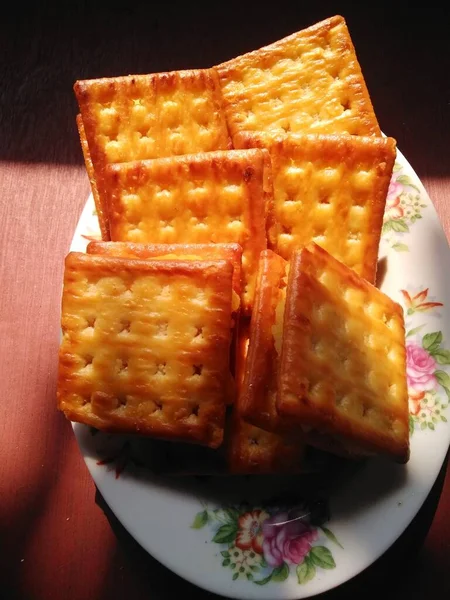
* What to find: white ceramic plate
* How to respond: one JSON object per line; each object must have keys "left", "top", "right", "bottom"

{"left": 70, "top": 147, "right": 450, "bottom": 599}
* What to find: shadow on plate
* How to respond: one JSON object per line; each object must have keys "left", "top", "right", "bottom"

{"left": 76, "top": 423, "right": 406, "bottom": 520}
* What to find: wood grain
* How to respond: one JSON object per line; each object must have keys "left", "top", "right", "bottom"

{"left": 0, "top": 2, "right": 449, "bottom": 599}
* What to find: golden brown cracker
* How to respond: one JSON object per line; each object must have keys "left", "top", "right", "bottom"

{"left": 74, "top": 69, "right": 231, "bottom": 235}
{"left": 228, "top": 317, "right": 304, "bottom": 474}
{"left": 217, "top": 15, "right": 381, "bottom": 143}
{"left": 277, "top": 243, "right": 409, "bottom": 463}
{"left": 237, "top": 132, "right": 396, "bottom": 283}
{"left": 76, "top": 114, "right": 109, "bottom": 240}
{"left": 58, "top": 252, "right": 235, "bottom": 448}
{"left": 103, "top": 149, "right": 270, "bottom": 311}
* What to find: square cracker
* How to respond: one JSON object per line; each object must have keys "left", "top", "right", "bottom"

{"left": 58, "top": 252, "right": 234, "bottom": 448}
{"left": 228, "top": 318, "right": 304, "bottom": 474}
{"left": 216, "top": 15, "right": 381, "bottom": 143}
{"left": 103, "top": 149, "right": 271, "bottom": 312}
{"left": 236, "top": 132, "right": 396, "bottom": 283}
{"left": 86, "top": 242, "right": 243, "bottom": 301}
{"left": 277, "top": 243, "right": 409, "bottom": 463}
{"left": 76, "top": 115, "right": 109, "bottom": 240}
{"left": 74, "top": 69, "right": 231, "bottom": 236}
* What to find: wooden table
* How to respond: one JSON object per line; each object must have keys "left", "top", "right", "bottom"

{"left": 1, "top": 3, "right": 449, "bottom": 599}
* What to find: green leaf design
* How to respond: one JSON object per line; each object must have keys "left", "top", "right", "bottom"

{"left": 390, "top": 220, "right": 409, "bottom": 233}
{"left": 310, "top": 546, "right": 336, "bottom": 569}
{"left": 221, "top": 550, "right": 230, "bottom": 558}
{"left": 232, "top": 572, "right": 239, "bottom": 581}
{"left": 320, "top": 526, "right": 343, "bottom": 549}
{"left": 432, "top": 349, "right": 450, "bottom": 365}
{"left": 246, "top": 572, "right": 253, "bottom": 581}
{"left": 225, "top": 507, "right": 241, "bottom": 522}
{"left": 212, "top": 522, "right": 238, "bottom": 544}
{"left": 191, "top": 510, "right": 208, "bottom": 529}
{"left": 435, "top": 371, "right": 450, "bottom": 400}
{"left": 222, "top": 558, "right": 231, "bottom": 567}
{"left": 409, "top": 415, "right": 415, "bottom": 436}
{"left": 271, "top": 562, "right": 290, "bottom": 582}
{"left": 406, "top": 325, "right": 425, "bottom": 338}
{"left": 396, "top": 175, "right": 421, "bottom": 194}
{"left": 422, "top": 332, "right": 442, "bottom": 351}
{"left": 254, "top": 572, "right": 274, "bottom": 585}
{"left": 393, "top": 162, "right": 402, "bottom": 172}
{"left": 428, "top": 422, "right": 435, "bottom": 431}
{"left": 382, "top": 221, "right": 393, "bottom": 234}
{"left": 297, "top": 555, "right": 316, "bottom": 584}
{"left": 392, "top": 242, "right": 409, "bottom": 252}
{"left": 420, "top": 421, "right": 427, "bottom": 430}
{"left": 441, "top": 415, "right": 447, "bottom": 422}
{"left": 260, "top": 556, "right": 268, "bottom": 569}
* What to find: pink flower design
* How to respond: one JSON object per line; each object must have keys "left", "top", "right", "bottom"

{"left": 385, "top": 180, "right": 404, "bottom": 220}
{"left": 262, "top": 513, "right": 318, "bottom": 567}
{"left": 406, "top": 342, "right": 437, "bottom": 392}
{"left": 235, "top": 510, "right": 268, "bottom": 554}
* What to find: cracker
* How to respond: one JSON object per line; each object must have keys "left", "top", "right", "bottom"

{"left": 76, "top": 115, "right": 109, "bottom": 240}
{"left": 228, "top": 318, "right": 304, "bottom": 474}
{"left": 277, "top": 243, "right": 409, "bottom": 463}
{"left": 103, "top": 149, "right": 270, "bottom": 311}
{"left": 216, "top": 15, "right": 381, "bottom": 143}
{"left": 86, "top": 241, "right": 243, "bottom": 299}
{"left": 74, "top": 69, "right": 231, "bottom": 236}
{"left": 58, "top": 252, "right": 235, "bottom": 448}
{"left": 238, "top": 250, "right": 291, "bottom": 434}
{"left": 236, "top": 132, "right": 396, "bottom": 283}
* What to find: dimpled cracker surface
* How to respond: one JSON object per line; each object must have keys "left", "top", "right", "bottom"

{"left": 74, "top": 69, "right": 231, "bottom": 236}
{"left": 104, "top": 149, "right": 270, "bottom": 311}
{"left": 58, "top": 252, "right": 234, "bottom": 448}
{"left": 237, "top": 132, "right": 396, "bottom": 283}
{"left": 77, "top": 115, "right": 109, "bottom": 240}
{"left": 277, "top": 244, "right": 409, "bottom": 463}
{"left": 217, "top": 15, "right": 381, "bottom": 143}
{"left": 86, "top": 241, "right": 243, "bottom": 299}
{"left": 228, "top": 319, "right": 303, "bottom": 474}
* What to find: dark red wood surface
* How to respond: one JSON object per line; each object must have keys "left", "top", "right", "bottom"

{"left": 1, "top": 3, "right": 449, "bottom": 599}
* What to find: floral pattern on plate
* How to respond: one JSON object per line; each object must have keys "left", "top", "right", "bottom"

{"left": 191, "top": 500, "right": 341, "bottom": 585}
{"left": 382, "top": 162, "right": 428, "bottom": 252}
{"left": 401, "top": 288, "right": 450, "bottom": 433}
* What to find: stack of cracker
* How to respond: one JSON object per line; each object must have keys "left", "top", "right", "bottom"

{"left": 57, "top": 15, "right": 409, "bottom": 476}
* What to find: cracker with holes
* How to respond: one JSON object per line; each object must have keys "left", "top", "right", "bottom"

{"left": 103, "top": 149, "right": 270, "bottom": 312}
{"left": 216, "top": 15, "right": 381, "bottom": 144}
{"left": 74, "top": 69, "right": 231, "bottom": 238}
{"left": 237, "top": 132, "right": 396, "bottom": 283}
{"left": 277, "top": 243, "right": 409, "bottom": 463}
{"left": 86, "top": 242, "right": 243, "bottom": 302}
{"left": 57, "top": 252, "right": 235, "bottom": 448}
{"left": 228, "top": 318, "right": 304, "bottom": 474}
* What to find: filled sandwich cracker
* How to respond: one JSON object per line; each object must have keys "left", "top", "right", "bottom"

{"left": 76, "top": 115, "right": 108, "bottom": 240}
{"left": 86, "top": 242, "right": 243, "bottom": 303}
{"left": 237, "top": 133, "right": 396, "bottom": 283}
{"left": 103, "top": 149, "right": 271, "bottom": 312}
{"left": 277, "top": 243, "right": 409, "bottom": 463}
{"left": 228, "top": 319, "right": 304, "bottom": 474}
{"left": 216, "top": 15, "right": 381, "bottom": 145}
{"left": 57, "top": 252, "right": 235, "bottom": 448}
{"left": 74, "top": 69, "right": 231, "bottom": 238}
